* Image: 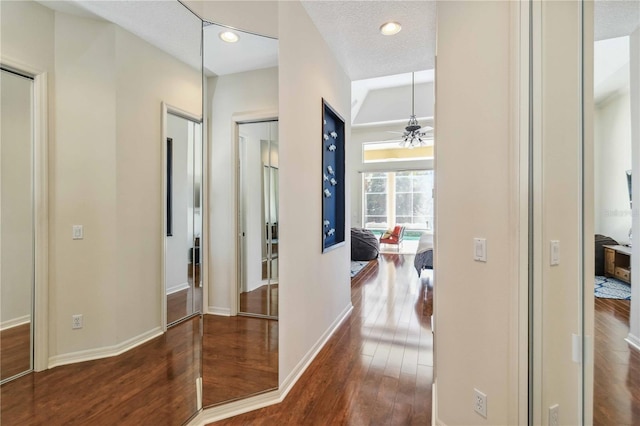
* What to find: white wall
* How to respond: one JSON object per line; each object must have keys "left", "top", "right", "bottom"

{"left": 595, "top": 92, "right": 632, "bottom": 243}
{"left": 1, "top": 71, "right": 34, "bottom": 327}
{"left": 206, "top": 67, "right": 278, "bottom": 314}
{"left": 349, "top": 124, "right": 434, "bottom": 229}
{"left": 166, "top": 114, "right": 191, "bottom": 294}
{"left": 278, "top": 0, "right": 352, "bottom": 387}
{"left": 435, "top": 2, "right": 519, "bottom": 424}
{"left": 52, "top": 12, "right": 119, "bottom": 353}
{"left": 0, "top": 0, "right": 54, "bottom": 73}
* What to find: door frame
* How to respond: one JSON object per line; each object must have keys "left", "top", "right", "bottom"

{"left": 161, "top": 102, "right": 204, "bottom": 330}
{"left": 231, "top": 110, "right": 278, "bottom": 317}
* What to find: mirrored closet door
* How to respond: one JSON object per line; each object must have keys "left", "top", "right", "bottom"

{"left": 238, "top": 120, "right": 279, "bottom": 318}
{"left": 166, "top": 111, "right": 203, "bottom": 326}
{"left": 0, "top": 68, "right": 34, "bottom": 383}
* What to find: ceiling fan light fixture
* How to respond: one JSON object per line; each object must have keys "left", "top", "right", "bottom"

{"left": 401, "top": 72, "right": 429, "bottom": 149}
{"left": 219, "top": 31, "right": 239, "bottom": 43}
{"left": 380, "top": 21, "right": 402, "bottom": 36}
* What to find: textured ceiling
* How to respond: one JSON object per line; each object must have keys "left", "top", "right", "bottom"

{"left": 595, "top": 0, "right": 640, "bottom": 41}
{"left": 301, "top": 0, "right": 436, "bottom": 81}
{"left": 203, "top": 23, "right": 278, "bottom": 76}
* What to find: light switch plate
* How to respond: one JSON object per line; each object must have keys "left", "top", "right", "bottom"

{"left": 72, "top": 225, "right": 84, "bottom": 240}
{"left": 551, "top": 240, "right": 560, "bottom": 266}
{"left": 474, "top": 238, "right": 487, "bottom": 262}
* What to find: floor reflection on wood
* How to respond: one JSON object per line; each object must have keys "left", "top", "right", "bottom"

{"left": 239, "top": 284, "right": 278, "bottom": 317}
{"left": 202, "top": 315, "right": 278, "bottom": 407}
{"left": 593, "top": 297, "right": 640, "bottom": 426}
{"left": 0, "top": 317, "right": 201, "bottom": 426}
{"left": 210, "top": 253, "right": 433, "bottom": 425}
{"left": 1, "top": 323, "right": 31, "bottom": 381}
{"left": 167, "top": 284, "right": 202, "bottom": 325}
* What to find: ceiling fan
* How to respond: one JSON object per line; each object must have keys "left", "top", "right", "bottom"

{"left": 395, "top": 72, "right": 432, "bottom": 148}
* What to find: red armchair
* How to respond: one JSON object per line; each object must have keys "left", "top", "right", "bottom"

{"left": 379, "top": 225, "right": 405, "bottom": 250}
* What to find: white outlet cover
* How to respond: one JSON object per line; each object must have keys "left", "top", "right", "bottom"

{"left": 474, "top": 388, "right": 487, "bottom": 418}
{"left": 72, "top": 225, "right": 84, "bottom": 240}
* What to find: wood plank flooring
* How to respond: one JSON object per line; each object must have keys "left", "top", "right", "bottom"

{"left": 0, "top": 317, "right": 201, "bottom": 425}
{"left": 0, "top": 323, "right": 31, "bottom": 381}
{"left": 210, "top": 253, "right": 434, "bottom": 425}
{"left": 239, "top": 284, "right": 279, "bottom": 317}
{"left": 202, "top": 315, "right": 278, "bottom": 407}
{"left": 593, "top": 297, "right": 640, "bottom": 425}
{"left": 167, "top": 285, "right": 203, "bottom": 325}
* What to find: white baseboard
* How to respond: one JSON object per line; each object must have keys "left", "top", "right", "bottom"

{"left": 1, "top": 315, "right": 31, "bottom": 331}
{"left": 187, "top": 302, "right": 354, "bottom": 426}
{"left": 208, "top": 306, "right": 231, "bottom": 316}
{"left": 167, "top": 282, "right": 190, "bottom": 295}
{"left": 279, "top": 302, "right": 353, "bottom": 398}
{"left": 189, "top": 389, "right": 281, "bottom": 425}
{"left": 626, "top": 333, "right": 640, "bottom": 351}
{"left": 48, "top": 326, "right": 163, "bottom": 368}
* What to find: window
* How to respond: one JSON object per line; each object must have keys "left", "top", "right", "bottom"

{"left": 363, "top": 172, "right": 388, "bottom": 227}
{"left": 362, "top": 170, "right": 433, "bottom": 231}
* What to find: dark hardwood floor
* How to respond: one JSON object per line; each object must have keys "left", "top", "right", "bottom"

{"left": 0, "top": 317, "right": 201, "bottom": 425}
{"left": 239, "top": 284, "right": 279, "bottom": 317}
{"left": 167, "top": 284, "right": 203, "bottom": 325}
{"left": 210, "top": 253, "right": 434, "bottom": 425}
{"left": 593, "top": 297, "right": 640, "bottom": 426}
{"left": 202, "top": 315, "right": 278, "bottom": 407}
{"left": 1, "top": 322, "right": 31, "bottom": 381}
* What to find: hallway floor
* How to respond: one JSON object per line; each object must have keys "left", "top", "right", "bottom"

{"left": 211, "top": 253, "right": 434, "bottom": 425}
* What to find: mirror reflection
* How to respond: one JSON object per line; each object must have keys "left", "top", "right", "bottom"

{"left": 239, "top": 121, "right": 279, "bottom": 317}
{"left": 165, "top": 112, "right": 203, "bottom": 326}
{"left": 0, "top": 68, "right": 34, "bottom": 383}
{"left": 202, "top": 22, "right": 279, "bottom": 407}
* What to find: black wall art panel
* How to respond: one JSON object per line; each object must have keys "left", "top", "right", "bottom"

{"left": 321, "top": 99, "right": 346, "bottom": 252}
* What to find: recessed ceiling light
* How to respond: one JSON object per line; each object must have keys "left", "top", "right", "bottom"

{"left": 219, "top": 31, "right": 239, "bottom": 43}
{"left": 380, "top": 21, "right": 402, "bottom": 36}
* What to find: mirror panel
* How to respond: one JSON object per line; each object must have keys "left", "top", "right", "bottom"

{"left": 202, "top": 21, "right": 279, "bottom": 407}
{"left": 0, "top": 69, "right": 34, "bottom": 383}
{"left": 166, "top": 113, "right": 203, "bottom": 326}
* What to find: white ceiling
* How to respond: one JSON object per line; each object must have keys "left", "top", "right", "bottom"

{"left": 301, "top": 0, "right": 436, "bottom": 81}
{"left": 203, "top": 23, "right": 278, "bottom": 76}
{"left": 595, "top": 0, "right": 640, "bottom": 41}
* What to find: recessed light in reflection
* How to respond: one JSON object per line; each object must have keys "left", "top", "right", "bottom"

{"left": 219, "top": 31, "right": 239, "bottom": 43}
{"left": 380, "top": 21, "right": 402, "bottom": 36}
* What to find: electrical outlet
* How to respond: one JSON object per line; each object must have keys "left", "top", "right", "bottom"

{"left": 72, "top": 314, "right": 83, "bottom": 329}
{"left": 549, "top": 404, "right": 559, "bottom": 426}
{"left": 474, "top": 388, "right": 487, "bottom": 418}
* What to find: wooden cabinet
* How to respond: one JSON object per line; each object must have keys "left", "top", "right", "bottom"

{"left": 604, "top": 247, "right": 616, "bottom": 276}
{"left": 603, "top": 245, "right": 632, "bottom": 284}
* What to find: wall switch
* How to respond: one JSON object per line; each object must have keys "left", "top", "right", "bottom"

{"left": 474, "top": 238, "right": 487, "bottom": 262}
{"left": 550, "top": 240, "right": 560, "bottom": 265}
{"left": 474, "top": 388, "right": 487, "bottom": 418}
{"left": 72, "top": 314, "right": 83, "bottom": 329}
{"left": 549, "top": 404, "right": 559, "bottom": 426}
{"left": 72, "top": 225, "right": 84, "bottom": 240}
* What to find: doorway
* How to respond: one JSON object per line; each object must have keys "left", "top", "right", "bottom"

{"left": 237, "top": 120, "right": 279, "bottom": 318}
{"left": 164, "top": 109, "right": 203, "bottom": 326}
